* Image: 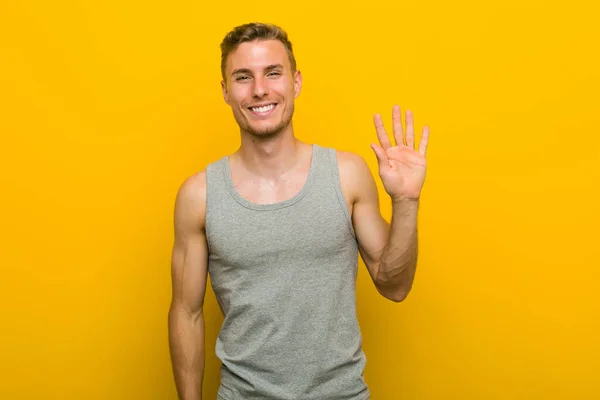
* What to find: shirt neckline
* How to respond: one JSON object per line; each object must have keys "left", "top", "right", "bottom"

{"left": 222, "top": 144, "right": 319, "bottom": 211}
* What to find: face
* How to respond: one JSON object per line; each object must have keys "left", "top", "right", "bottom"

{"left": 221, "top": 39, "right": 302, "bottom": 139}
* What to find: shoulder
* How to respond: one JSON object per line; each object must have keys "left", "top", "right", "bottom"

{"left": 334, "top": 149, "right": 371, "bottom": 173}
{"left": 177, "top": 170, "right": 207, "bottom": 200}
{"left": 174, "top": 170, "right": 207, "bottom": 230}
{"left": 332, "top": 148, "right": 378, "bottom": 202}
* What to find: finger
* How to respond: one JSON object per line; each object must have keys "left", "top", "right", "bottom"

{"left": 373, "top": 113, "right": 392, "bottom": 150}
{"left": 392, "top": 105, "right": 405, "bottom": 146}
{"left": 419, "top": 126, "right": 430, "bottom": 155}
{"left": 405, "top": 110, "right": 415, "bottom": 149}
{"left": 370, "top": 143, "right": 389, "bottom": 169}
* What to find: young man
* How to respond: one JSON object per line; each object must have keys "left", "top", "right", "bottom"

{"left": 168, "top": 22, "right": 430, "bottom": 400}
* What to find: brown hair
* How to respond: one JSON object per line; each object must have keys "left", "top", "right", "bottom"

{"left": 220, "top": 22, "right": 297, "bottom": 81}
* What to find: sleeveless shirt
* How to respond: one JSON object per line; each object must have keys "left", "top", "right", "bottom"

{"left": 205, "top": 144, "right": 370, "bottom": 400}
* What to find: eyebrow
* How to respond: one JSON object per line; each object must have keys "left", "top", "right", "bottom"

{"left": 231, "top": 64, "right": 284, "bottom": 76}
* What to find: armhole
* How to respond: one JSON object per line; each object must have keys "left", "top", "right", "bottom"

{"left": 329, "top": 148, "right": 357, "bottom": 239}
{"left": 204, "top": 164, "right": 213, "bottom": 254}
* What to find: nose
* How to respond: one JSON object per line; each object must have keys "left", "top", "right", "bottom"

{"left": 251, "top": 76, "right": 268, "bottom": 98}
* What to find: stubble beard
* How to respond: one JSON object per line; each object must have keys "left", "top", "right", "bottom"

{"left": 239, "top": 103, "right": 295, "bottom": 140}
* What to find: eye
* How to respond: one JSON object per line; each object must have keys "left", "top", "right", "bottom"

{"left": 236, "top": 76, "right": 250, "bottom": 82}
{"left": 268, "top": 71, "right": 281, "bottom": 77}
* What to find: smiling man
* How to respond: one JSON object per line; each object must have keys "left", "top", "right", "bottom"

{"left": 168, "top": 22, "right": 430, "bottom": 400}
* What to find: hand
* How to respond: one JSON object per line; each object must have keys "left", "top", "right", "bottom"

{"left": 370, "top": 105, "right": 430, "bottom": 202}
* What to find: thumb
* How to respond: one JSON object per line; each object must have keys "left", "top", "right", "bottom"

{"left": 370, "top": 144, "right": 388, "bottom": 170}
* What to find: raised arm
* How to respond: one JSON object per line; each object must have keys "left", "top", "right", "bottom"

{"left": 338, "top": 106, "right": 430, "bottom": 303}
{"left": 168, "top": 171, "right": 209, "bottom": 400}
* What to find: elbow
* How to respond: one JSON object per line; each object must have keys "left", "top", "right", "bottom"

{"left": 168, "top": 300, "right": 204, "bottom": 324}
{"left": 387, "top": 289, "right": 410, "bottom": 303}
{"left": 375, "top": 282, "right": 412, "bottom": 303}
{"left": 374, "top": 260, "right": 416, "bottom": 303}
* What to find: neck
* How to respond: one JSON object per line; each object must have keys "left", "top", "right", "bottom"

{"left": 234, "top": 126, "right": 308, "bottom": 180}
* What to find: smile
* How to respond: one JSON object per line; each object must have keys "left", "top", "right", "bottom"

{"left": 248, "top": 103, "right": 277, "bottom": 116}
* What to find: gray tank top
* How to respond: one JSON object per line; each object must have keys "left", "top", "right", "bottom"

{"left": 205, "top": 144, "right": 370, "bottom": 400}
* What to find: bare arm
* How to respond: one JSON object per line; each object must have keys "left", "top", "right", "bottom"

{"left": 168, "top": 172, "right": 209, "bottom": 400}
{"left": 338, "top": 151, "right": 418, "bottom": 302}
{"left": 371, "top": 196, "right": 419, "bottom": 302}
{"left": 342, "top": 107, "right": 429, "bottom": 302}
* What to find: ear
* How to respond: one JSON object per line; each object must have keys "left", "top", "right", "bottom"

{"left": 293, "top": 70, "right": 302, "bottom": 99}
{"left": 221, "top": 80, "right": 230, "bottom": 105}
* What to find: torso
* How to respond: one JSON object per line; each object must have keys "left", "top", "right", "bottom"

{"left": 204, "top": 144, "right": 369, "bottom": 399}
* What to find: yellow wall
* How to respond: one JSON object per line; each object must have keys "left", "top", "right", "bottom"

{"left": 1, "top": 0, "right": 599, "bottom": 398}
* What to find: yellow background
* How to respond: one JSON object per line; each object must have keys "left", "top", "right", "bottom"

{"left": 1, "top": 0, "right": 599, "bottom": 399}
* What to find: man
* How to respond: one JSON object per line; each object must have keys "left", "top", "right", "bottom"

{"left": 168, "top": 22, "right": 430, "bottom": 400}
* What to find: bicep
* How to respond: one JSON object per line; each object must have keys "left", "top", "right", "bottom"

{"left": 339, "top": 151, "right": 389, "bottom": 279}
{"left": 170, "top": 174, "right": 209, "bottom": 315}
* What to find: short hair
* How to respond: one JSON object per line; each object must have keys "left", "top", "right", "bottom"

{"left": 220, "top": 22, "right": 297, "bottom": 81}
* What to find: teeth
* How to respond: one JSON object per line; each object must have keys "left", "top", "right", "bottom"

{"left": 251, "top": 104, "right": 275, "bottom": 113}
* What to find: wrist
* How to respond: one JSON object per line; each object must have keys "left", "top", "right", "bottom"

{"left": 391, "top": 196, "right": 420, "bottom": 206}
{"left": 390, "top": 197, "right": 420, "bottom": 218}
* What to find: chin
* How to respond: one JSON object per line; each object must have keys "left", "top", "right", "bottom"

{"left": 248, "top": 116, "right": 292, "bottom": 137}
{"left": 248, "top": 124, "right": 286, "bottom": 138}
{"left": 235, "top": 106, "right": 294, "bottom": 138}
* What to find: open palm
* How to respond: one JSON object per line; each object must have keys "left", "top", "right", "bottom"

{"left": 370, "top": 105, "right": 430, "bottom": 202}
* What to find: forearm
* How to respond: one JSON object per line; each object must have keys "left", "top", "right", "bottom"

{"left": 168, "top": 305, "right": 205, "bottom": 400}
{"left": 375, "top": 198, "right": 419, "bottom": 301}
